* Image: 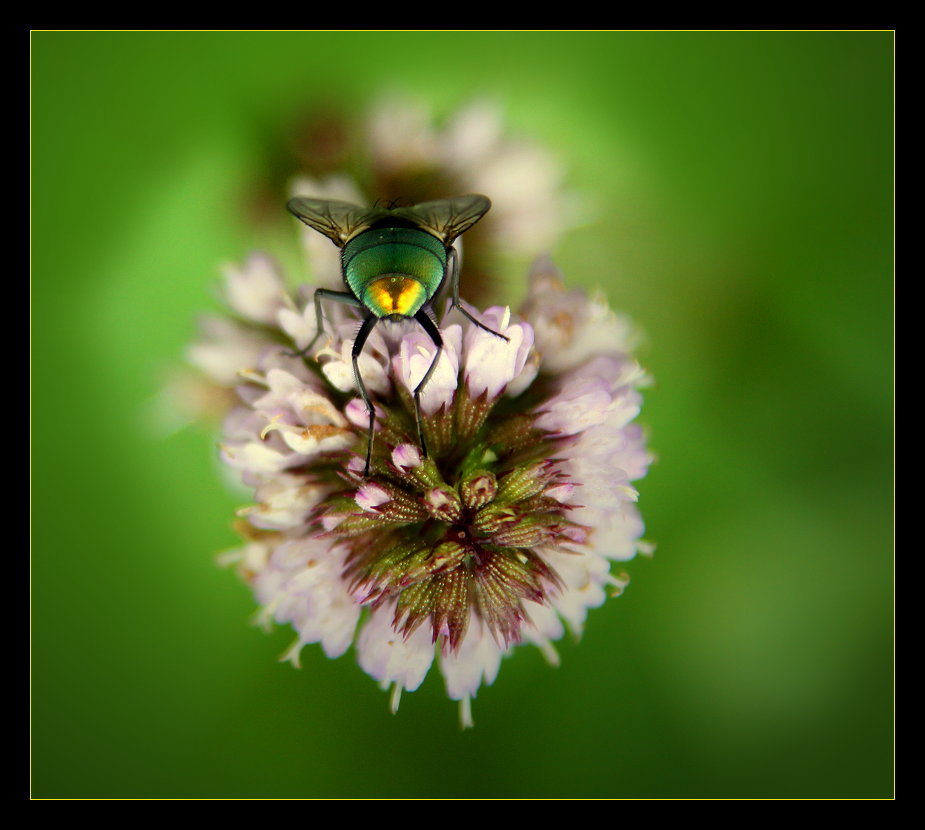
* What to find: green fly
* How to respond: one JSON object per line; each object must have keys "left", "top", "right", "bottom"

{"left": 287, "top": 194, "right": 507, "bottom": 476}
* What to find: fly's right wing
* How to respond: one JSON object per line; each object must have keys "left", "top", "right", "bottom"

{"left": 390, "top": 195, "right": 491, "bottom": 246}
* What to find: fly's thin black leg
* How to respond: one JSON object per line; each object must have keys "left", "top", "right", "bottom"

{"left": 446, "top": 247, "right": 509, "bottom": 342}
{"left": 352, "top": 314, "right": 380, "bottom": 477}
{"left": 413, "top": 311, "right": 445, "bottom": 460}
{"left": 288, "top": 288, "right": 362, "bottom": 357}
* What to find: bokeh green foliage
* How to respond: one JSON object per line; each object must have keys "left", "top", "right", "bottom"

{"left": 32, "top": 31, "right": 892, "bottom": 798}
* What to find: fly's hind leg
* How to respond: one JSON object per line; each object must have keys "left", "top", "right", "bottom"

{"left": 412, "top": 311, "right": 445, "bottom": 461}
{"left": 445, "top": 247, "right": 509, "bottom": 342}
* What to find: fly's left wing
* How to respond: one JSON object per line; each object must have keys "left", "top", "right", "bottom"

{"left": 287, "top": 197, "right": 389, "bottom": 248}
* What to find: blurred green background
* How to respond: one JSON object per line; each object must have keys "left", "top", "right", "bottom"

{"left": 31, "top": 31, "right": 893, "bottom": 798}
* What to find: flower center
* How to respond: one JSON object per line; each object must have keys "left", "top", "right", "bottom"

{"left": 317, "top": 383, "right": 581, "bottom": 654}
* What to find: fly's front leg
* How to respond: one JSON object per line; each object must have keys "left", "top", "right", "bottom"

{"left": 446, "top": 247, "right": 509, "bottom": 342}
{"left": 351, "top": 314, "right": 380, "bottom": 477}
{"left": 288, "top": 288, "right": 362, "bottom": 358}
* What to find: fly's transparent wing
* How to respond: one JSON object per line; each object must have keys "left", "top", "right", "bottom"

{"left": 390, "top": 194, "right": 491, "bottom": 246}
{"left": 287, "top": 197, "right": 389, "bottom": 247}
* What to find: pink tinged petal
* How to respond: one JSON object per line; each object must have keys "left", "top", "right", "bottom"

{"left": 506, "top": 349, "right": 540, "bottom": 398}
{"left": 425, "top": 487, "right": 462, "bottom": 523}
{"left": 344, "top": 397, "right": 375, "bottom": 429}
{"left": 561, "top": 524, "right": 589, "bottom": 545}
{"left": 563, "top": 465, "right": 634, "bottom": 514}
{"left": 581, "top": 502, "right": 646, "bottom": 562}
{"left": 609, "top": 390, "right": 643, "bottom": 432}
{"left": 542, "top": 549, "right": 612, "bottom": 635}
{"left": 286, "top": 584, "right": 363, "bottom": 661}
{"left": 320, "top": 513, "right": 346, "bottom": 532}
{"left": 291, "top": 388, "right": 348, "bottom": 428}
{"left": 534, "top": 353, "right": 645, "bottom": 436}
{"left": 355, "top": 482, "right": 391, "bottom": 512}
{"left": 222, "top": 253, "right": 290, "bottom": 325}
{"left": 253, "top": 369, "right": 330, "bottom": 416}
{"left": 256, "top": 411, "right": 353, "bottom": 460}
{"left": 220, "top": 438, "right": 292, "bottom": 475}
{"left": 392, "top": 443, "right": 423, "bottom": 470}
{"left": 346, "top": 455, "right": 368, "bottom": 479}
{"left": 571, "top": 354, "right": 629, "bottom": 388}
{"left": 556, "top": 426, "right": 643, "bottom": 512}
{"left": 534, "top": 376, "right": 615, "bottom": 436}
{"left": 575, "top": 353, "right": 648, "bottom": 393}
{"left": 277, "top": 425, "right": 354, "bottom": 456}
{"left": 253, "top": 540, "right": 361, "bottom": 661}
{"left": 464, "top": 307, "right": 535, "bottom": 400}
{"left": 545, "top": 483, "right": 575, "bottom": 503}
{"left": 617, "top": 424, "right": 654, "bottom": 482}
{"left": 239, "top": 475, "right": 326, "bottom": 531}
{"left": 393, "top": 326, "right": 461, "bottom": 416}
{"left": 221, "top": 411, "right": 313, "bottom": 475}
{"left": 221, "top": 407, "right": 264, "bottom": 440}
{"left": 257, "top": 379, "right": 350, "bottom": 451}
{"left": 357, "top": 605, "right": 435, "bottom": 693}
{"left": 439, "top": 615, "right": 505, "bottom": 701}
{"left": 261, "top": 351, "right": 323, "bottom": 388}
{"left": 568, "top": 306, "right": 637, "bottom": 369}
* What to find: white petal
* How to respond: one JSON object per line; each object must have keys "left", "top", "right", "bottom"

{"left": 253, "top": 540, "right": 361, "bottom": 660}
{"left": 464, "top": 307, "right": 535, "bottom": 400}
{"left": 439, "top": 615, "right": 505, "bottom": 701}
{"left": 392, "top": 325, "right": 461, "bottom": 415}
{"left": 357, "top": 606, "right": 435, "bottom": 693}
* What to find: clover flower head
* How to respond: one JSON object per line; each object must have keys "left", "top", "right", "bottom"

{"left": 192, "top": 243, "right": 652, "bottom": 727}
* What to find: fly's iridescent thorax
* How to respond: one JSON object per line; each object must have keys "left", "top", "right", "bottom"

{"left": 342, "top": 226, "right": 448, "bottom": 319}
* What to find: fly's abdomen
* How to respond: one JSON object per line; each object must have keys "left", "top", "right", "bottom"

{"left": 342, "top": 228, "right": 447, "bottom": 319}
